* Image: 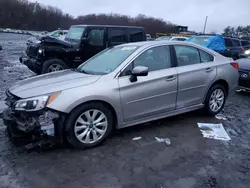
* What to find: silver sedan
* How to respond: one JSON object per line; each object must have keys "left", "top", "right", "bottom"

{"left": 3, "top": 41, "right": 239, "bottom": 149}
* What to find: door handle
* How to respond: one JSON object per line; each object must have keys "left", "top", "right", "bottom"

{"left": 166, "top": 75, "right": 176, "bottom": 82}
{"left": 206, "top": 68, "right": 214, "bottom": 73}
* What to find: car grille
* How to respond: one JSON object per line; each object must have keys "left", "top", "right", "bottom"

{"left": 5, "top": 90, "right": 20, "bottom": 108}
{"left": 26, "top": 45, "right": 38, "bottom": 58}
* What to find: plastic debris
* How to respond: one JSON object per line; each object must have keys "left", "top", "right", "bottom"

{"left": 132, "top": 137, "right": 142, "bottom": 141}
{"left": 215, "top": 114, "right": 227, "bottom": 121}
{"left": 41, "top": 124, "right": 55, "bottom": 136}
{"left": 197, "top": 123, "right": 231, "bottom": 141}
{"left": 155, "top": 137, "right": 171, "bottom": 146}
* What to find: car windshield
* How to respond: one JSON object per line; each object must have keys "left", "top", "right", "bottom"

{"left": 65, "top": 26, "right": 85, "bottom": 41}
{"left": 155, "top": 36, "right": 171, "bottom": 41}
{"left": 77, "top": 46, "right": 139, "bottom": 75}
{"left": 188, "top": 37, "right": 210, "bottom": 45}
{"left": 46, "top": 30, "right": 59, "bottom": 37}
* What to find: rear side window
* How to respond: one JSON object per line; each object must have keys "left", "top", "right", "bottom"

{"left": 199, "top": 50, "right": 214, "bottom": 62}
{"left": 232, "top": 39, "right": 241, "bottom": 46}
{"left": 174, "top": 45, "right": 200, "bottom": 66}
{"left": 224, "top": 38, "right": 233, "bottom": 47}
{"left": 241, "top": 40, "right": 250, "bottom": 47}
{"left": 108, "top": 28, "right": 126, "bottom": 45}
{"left": 129, "top": 29, "right": 144, "bottom": 42}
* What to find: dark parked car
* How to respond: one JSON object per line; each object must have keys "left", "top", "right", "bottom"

{"left": 237, "top": 57, "right": 250, "bottom": 91}
{"left": 20, "top": 25, "right": 146, "bottom": 74}
{"left": 187, "top": 35, "right": 246, "bottom": 60}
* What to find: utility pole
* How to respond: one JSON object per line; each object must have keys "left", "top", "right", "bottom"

{"left": 203, "top": 16, "right": 208, "bottom": 34}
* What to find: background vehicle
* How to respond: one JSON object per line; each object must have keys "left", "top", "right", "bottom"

{"left": 240, "top": 40, "right": 250, "bottom": 57}
{"left": 146, "top": 34, "right": 152, "bottom": 40}
{"left": 4, "top": 41, "right": 238, "bottom": 149}
{"left": 155, "top": 36, "right": 187, "bottom": 41}
{"left": 237, "top": 56, "right": 250, "bottom": 91}
{"left": 188, "top": 35, "right": 247, "bottom": 60}
{"left": 20, "top": 25, "right": 146, "bottom": 74}
{"left": 27, "top": 29, "right": 68, "bottom": 46}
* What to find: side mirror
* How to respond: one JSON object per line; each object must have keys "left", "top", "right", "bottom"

{"left": 130, "top": 66, "right": 148, "bottom": 82}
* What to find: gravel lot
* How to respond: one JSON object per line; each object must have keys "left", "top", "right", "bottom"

{"left": 0, "top": 33, "right": 250, "bottom": 188}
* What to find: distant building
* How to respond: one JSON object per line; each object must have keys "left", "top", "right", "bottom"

{"left": 173, "top": 25, "right": 188, "bottom": 33}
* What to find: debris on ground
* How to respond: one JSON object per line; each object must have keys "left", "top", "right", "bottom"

{"left": 155, "top": 137, "right": 171, "bottom": 146}
{"left": 132, "top": 137, "right": 142, "bottom": 141}
{"left": 197, "top": 123, "right": 231, "bottom": 141}
{"left": 215, "top": 114, "right": 227, "bottom": 121}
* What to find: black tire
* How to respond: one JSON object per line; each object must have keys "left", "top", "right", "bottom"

{"left": 65, "top": 103, "right": 114, "bottom": 149}
{"left": 41, "top": 59, "right": 68, "bottom": 74}
{"left": 203, "top": 84, "right": 227, "bottom": 116}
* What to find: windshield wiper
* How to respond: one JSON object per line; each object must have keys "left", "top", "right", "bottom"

{"left": 72, "top": 68, "right": 91, "bottom": 75}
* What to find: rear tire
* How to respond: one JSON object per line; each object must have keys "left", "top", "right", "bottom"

{"left": 65, "top": 103, "right": 114, "bottom": 149}
{"left": 203, "top": 84, "right": 227, "bottom": 116}
{"left": 41, "top": 59, "right": 68, "bottom": 74}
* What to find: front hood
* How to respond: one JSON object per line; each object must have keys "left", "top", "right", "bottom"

{"left": 237, "top": 58, "right": 250, "bottom": 70}
{"left": 9, "top": 70, "right": 101, "bottom": 98}
{"left": 42, "top": 36, "right": 75, "bottom": 48}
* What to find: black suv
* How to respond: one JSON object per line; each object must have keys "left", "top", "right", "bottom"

{"left": 20, "top": 25, "right": 146, "bottom": 74}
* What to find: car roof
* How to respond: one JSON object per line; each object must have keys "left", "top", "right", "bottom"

{"left": 119, "top": 40, "right": 201, "bottom": 48}
{"left": 118, "top": 41, "right": 219, "bottom": 55}
{"left": 70, "top": 24, "right": 144, "bottom": 29}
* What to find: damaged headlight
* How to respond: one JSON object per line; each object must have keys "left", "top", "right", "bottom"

{"left": 38, "top": 48, "right": 44, "bottom": 55}
{"left": 14, "top": 92, "right": 61, "bottom": 111}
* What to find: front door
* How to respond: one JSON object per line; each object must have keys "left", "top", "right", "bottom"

{"left": 81, "top": 27, "right": 106, "bottom": 62}
{"left": 118, "top": 45, "right": 177, "bottom": 122}
{"left": 173, "top": 45, "right": 217, "bottom": 108}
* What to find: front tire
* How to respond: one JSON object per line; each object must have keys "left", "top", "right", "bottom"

{"left": 203, "top": 84, "right": 226, "bottom": 116}
{"left": 41, "top": 59, "right": 68, "bottom": 74}
{"left": 65, "top": 103, "right": 114, "bottom": 149}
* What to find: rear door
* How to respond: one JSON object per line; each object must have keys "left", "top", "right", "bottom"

{"left": 81, "top": 27, "right": 106, "bottom": 62}
{"left": 173, "top": 45, "right": 216, "bottom": 108}
{"left": 107, "top": 27, "right": 127, "bottom": 47}
{"left": 128, "top": 28, "right": 146, "bottom": 42}
{"left": 118, "top": 45, "right": 177, "bottom": 122}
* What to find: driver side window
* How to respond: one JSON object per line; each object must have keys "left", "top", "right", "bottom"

{"left": 121, "top": 45, "right": 171, "bottom": 76}
{"left": 87, "top": 29, "right": 105, "bottom": 46}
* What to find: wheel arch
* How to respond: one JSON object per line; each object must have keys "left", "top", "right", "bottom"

{"left": 203, "top": 79, "right": 229, "bottom": 103}
{"left": 67, "top": 100, "right": 118, "bottom": 129}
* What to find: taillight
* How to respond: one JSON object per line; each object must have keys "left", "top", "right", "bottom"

{"left": 230, "top": 62, "right": 239, "bottom": 70}
{"left": 242, "top": 47, "right": 245, "bottom": 53}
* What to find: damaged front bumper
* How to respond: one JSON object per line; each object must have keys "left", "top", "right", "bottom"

{"left": 19, "top": 54, "right": 42, "bottom": 74}
{"left": 2, "top": 107, "right": 66, "bottom": 144}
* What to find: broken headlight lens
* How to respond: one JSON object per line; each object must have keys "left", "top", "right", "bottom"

{"left": 14, "top": 92, "right": 61, "bottom": 111}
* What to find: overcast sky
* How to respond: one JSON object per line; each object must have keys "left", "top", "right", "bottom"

{"left": 28, "top": 0, "right": 250, "bottom": 33}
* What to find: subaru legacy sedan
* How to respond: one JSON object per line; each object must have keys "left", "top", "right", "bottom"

{"left": 3, "top": 41, "right": 239, "bottom": 149}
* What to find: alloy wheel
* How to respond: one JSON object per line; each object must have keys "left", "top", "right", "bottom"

{"left": 48, "top": 64, "right": 63, "bottom": 72}
{"left": 209, "top": 89, "right": 225, "bottom": 112}
{"left": 74, "top": 109, "right": 108, "bottom": 144}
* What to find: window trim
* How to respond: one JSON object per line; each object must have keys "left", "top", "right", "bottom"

{"left": 116, "top": 44, "right": 175, "bottom": 78}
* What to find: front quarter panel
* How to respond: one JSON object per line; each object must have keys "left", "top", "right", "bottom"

{"left": 47, "top": 75, "right": 123, "bottom": 125}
